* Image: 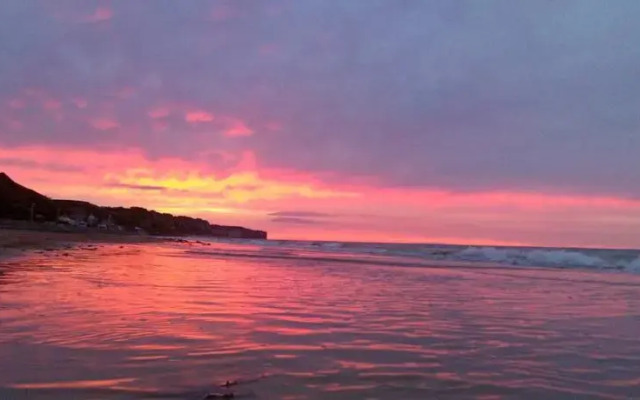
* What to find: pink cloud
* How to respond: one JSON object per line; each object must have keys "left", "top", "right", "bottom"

{"left": 84, "top": 7, "right": 113, "bottom": 23}
{"left": 0, "top": 144, "right": 351, "bottom": 220}
{"left": 91, "top": 118, "right": 119, "bottom": 131}
{"left": 9, "top": 119, "right": 24, "bottom": 130}
{"left": 259, "top": 43, "right": 279, "bottom": 56}
{"left": 2, "top": 143, "right": 640, "bottom": 248}
{"left": 23, "top": 88, "right": 41, "bottom": 97}
{"left": 185, "top": 111, "right": 214, "bottom": 123}
{"left": 148, "top": 107, "right": 170, "bottom": 119}
{"left": 224, "top": 120, "right": 253, "bottom": 137}
{"left": 266, "top": 121, "right": 283, "bottom": 131}
{"left": 153, "top": 121, "right": 169, "bottom": 132}
{"left": 235, "top": 150, "right": 257, "bottom": 170}
{"left": 43, "top": 100, "right": 62, "bottom": 111}
{"left": 210, "top": 3, "right": 237, "bottom": 21}
{"left": 8, "top": 99, "right": 25, "bottom": 109}
{"left": 116, "top": 87, "right": 135, "bottom": 99}
{"left": 72, "top": 98, "right": 88, "bottom": 109}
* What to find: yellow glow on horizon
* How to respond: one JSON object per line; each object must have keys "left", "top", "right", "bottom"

{"left": 113, "top": 170, "right": 358, "bottom": 204}
{"left": 3, "top": 144, "right": 640, "bottom": 248}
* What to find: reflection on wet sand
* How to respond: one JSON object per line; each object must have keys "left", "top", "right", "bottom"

{"left": 0, "top": 242, "right": 639, "bottom": 399}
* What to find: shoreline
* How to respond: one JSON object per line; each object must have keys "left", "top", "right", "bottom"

{"left": 0, "top": 228, "right": 165, "bottom": 261}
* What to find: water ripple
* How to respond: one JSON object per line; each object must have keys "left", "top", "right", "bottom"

{"left": 0, "top": 243, "right": 639, "bottom": 399}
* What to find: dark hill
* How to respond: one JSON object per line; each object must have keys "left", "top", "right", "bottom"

{"left": 0, "top": 172, "right": 267, "bottom": 239}
{"left": 0, "top": 173, "right": 57, "bottom": 220}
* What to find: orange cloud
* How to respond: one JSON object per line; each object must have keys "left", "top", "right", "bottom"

{"left": 1, "top": 144, "right": 640, "bottom": 248}
{"left": 0, "top": 144, "right": 354, "bottom": 216}
{"left": 185, "top": 111, "right": 214, "bottom": 123}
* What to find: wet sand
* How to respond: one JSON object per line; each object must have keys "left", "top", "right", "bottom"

{"left": 1, "top": 241, "right": 639, "bottom": 399}
{"left": 0, "top": 228, "right": 163, "bottom": 260}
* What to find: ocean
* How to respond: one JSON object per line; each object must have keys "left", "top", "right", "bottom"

{"left": 1, "top": 239, "right": 639, "bottom": 399}
{"left": 184, "top": 239, "right": 640, "bottom": 273}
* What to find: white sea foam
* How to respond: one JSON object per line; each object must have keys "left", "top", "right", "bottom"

{"left": 320, "top": 242, "right": 343, "bottom": 249}
{"left": 339, "top": 244, "right": 640, "bottom": 273}
{"left": 193, "top": 237, "right": 640, "bottom": 273}
{"left": 453, "top": 247, "right": 607, "bottom": 268}
{"left": 628, "top": 257, "right": 640, "bottom": 273}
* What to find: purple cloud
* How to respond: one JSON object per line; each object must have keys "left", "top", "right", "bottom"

{"left": 106, "top": 182, "right": 166, "bottom": 191}
{"left": 269, "top": 211, "right": 333, "bottom": 218}
{"left": 0, "top": 0, "right": 639, "bottom": 197}
{"left": 0, "top": 157, "right": 83, "bottom": 173}
{"left": 271, "top": 217, "right": 323, "bottom": 225}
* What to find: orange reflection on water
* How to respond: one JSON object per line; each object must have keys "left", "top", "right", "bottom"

{"left": 10, "top": 378, "right": 135, "bottom": 390}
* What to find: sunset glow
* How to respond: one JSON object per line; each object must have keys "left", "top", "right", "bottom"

{"left": 1, "top": 1, "right": 639, "bottom": 248}
{"left": 2, "top": 143, "right": 639, "bottom": 248}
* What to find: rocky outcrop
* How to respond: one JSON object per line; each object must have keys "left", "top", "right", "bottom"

{"left": 0, "top": 172, "right": 267, "bottom": 239}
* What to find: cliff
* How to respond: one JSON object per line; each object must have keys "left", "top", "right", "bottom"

{"left": 0, "top": 173, "right": 267, "bottom": 239}
{"left": 0, "top": 173, "right": 57, "bottom": 221}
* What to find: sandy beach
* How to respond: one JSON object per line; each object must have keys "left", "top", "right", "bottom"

{"left": 0, "top": 228, "right": 165, "bottom": 260}
{"left": 1, "top": 239, "right": 639, "bottom": 399}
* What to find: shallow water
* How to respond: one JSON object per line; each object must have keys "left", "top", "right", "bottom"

{"left": 1, "top": 242, "right": 639, "bottom": 399}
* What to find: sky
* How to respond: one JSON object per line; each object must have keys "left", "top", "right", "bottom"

{"left": 1, "top": 0, "right": 639, "bottom": 248}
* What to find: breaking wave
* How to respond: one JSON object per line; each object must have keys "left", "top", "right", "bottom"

{"left": 189, "top": 238, "right": 640, "bottom": 274}
{"left": 451, "top": 247, "right": 638, "bottom": 271}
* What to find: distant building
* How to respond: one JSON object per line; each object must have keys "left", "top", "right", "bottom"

{"left": 87, "top": 214, "right": 98, "bottom": 227}
{"left": 57, "top": 216, "right": 75, "bottom": 226}
{"left": 68, "top": 208, "right": 87, "bottom": 222}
